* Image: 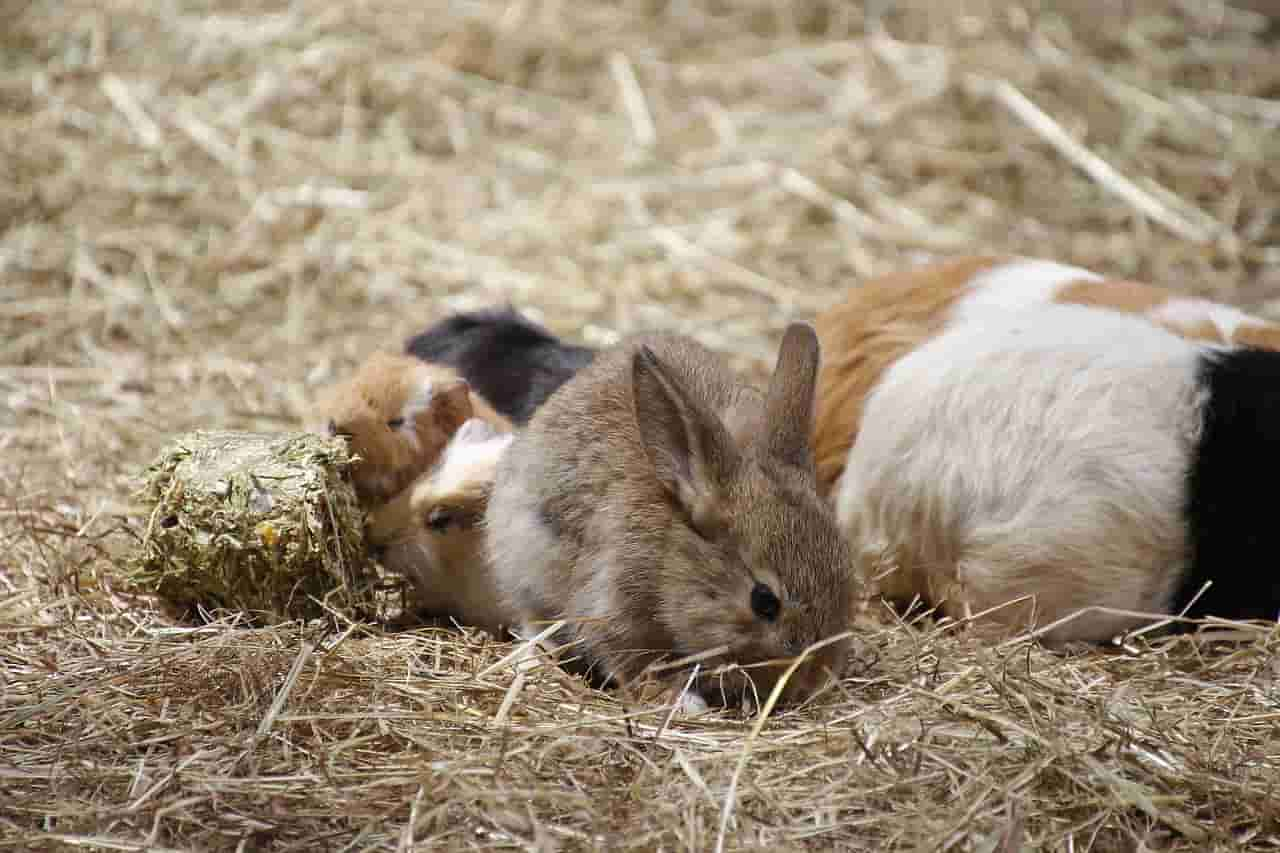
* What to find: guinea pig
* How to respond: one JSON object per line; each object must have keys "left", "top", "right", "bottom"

{"left": 813, "top": 255, "right": 1280, "bottom": 497}
{"left": 405, "top": 305, "right": 597, "bottom": 426}
{"left": 485, "top": 323, "right": 857, "bottom": 710}
{"left": 309, "top": 351, "right": 512, "bottom": 505}
{"left": 833, "top": 299, "right": 1280, "bottom": 644}
{"left": 366, "top": 417, "right": 515, "bottom": 636}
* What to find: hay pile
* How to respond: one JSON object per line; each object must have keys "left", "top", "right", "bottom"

{"left": 3, "top": 0, "right": 1279, "bottom": 849}
{"left": 130, "top": 429, "right": 373, "bottom": 623}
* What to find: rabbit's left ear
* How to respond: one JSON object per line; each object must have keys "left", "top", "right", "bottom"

{"left": 631, "top": 346, "right": 740, "bottom": 533}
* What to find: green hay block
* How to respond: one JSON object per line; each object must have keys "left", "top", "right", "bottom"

{"left": 131, "top": 430, "right": 374, "bottom": 623}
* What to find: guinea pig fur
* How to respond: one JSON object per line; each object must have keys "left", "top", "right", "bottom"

{"left": 366, "top": 417, "right": 515, "bottom": 636}
{"left": 813, "top": 255, "right": 1280, "bottom": 498}
{"left": 405, "top": 305, "right": 597, "bottom": 426}
{"left": 485, "top": 323, "right": 857, "bottom": 709}
{"left": 309, "top": 351, "right": 512, "bottom": 505}
{"left": 834, "top": 301, "right": 1280, "bottom": 644}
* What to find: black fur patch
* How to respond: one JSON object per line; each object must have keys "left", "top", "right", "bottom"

{"left": 1176, "top": 347, "right": 1280, "bottom": 625}
{"left": 404, "top": 305, "right": 596, "bottom": 425}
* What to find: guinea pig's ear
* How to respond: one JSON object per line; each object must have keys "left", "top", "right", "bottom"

{"left": 762, "top": 322, "right": 820, "bottom": 479}
{"left": 429, "top": 379, "right": 474, "bottom": 433}
{"left": 306, "top": 382, "right": 355, "bottom": 439}
{"left": 631, "top": 346, "right": 739, "bottom": 526}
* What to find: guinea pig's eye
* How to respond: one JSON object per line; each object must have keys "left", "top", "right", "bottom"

{"left": 750, "top": 582, "right": 781, "bottom": 622}
{"left": 386, "top": 416, "right": 406, "bottom": 430}
{"left": 426, "top": 507, "right": 453, "bottom": 532}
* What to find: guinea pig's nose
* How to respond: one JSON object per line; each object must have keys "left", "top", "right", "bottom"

{"left": 368, "top": 542, "right": 387, "bottom": 562}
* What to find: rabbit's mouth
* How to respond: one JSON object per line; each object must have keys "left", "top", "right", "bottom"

{"left": 683, "top": 660, "right": 787, "bottom": 708}
{"left": 711, "top": 652, "right": 839, "bottom": 707}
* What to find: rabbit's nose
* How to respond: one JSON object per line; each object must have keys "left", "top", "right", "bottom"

{"left": 785, "top": 637, "right": 809, "bottom": 656}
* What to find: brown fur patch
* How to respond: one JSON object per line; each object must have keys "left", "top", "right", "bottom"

{"left": 1165, "top": 318, "right": 1227, "bottom": 344}
{"left": 1059, "top": 278, "right": 1234, "bottom": 343}
{"left": 415, "top": 362, "right": 514, "bottom": 432}
{"left": 1231, "top": 322, "right": 1280, "bottom": 350}
{"left": 812, "top": 255, "right": 1006, "bottom": 497}
{"left": 1055, "top": 278, "right": 1171, "bottom": 315}
{"left": 1056, "top": 279, "right": 1280, "bottom": 346}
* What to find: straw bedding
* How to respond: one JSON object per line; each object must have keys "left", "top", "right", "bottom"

{"left": 3, "top": 0, "right": 1279, "bottom": 849}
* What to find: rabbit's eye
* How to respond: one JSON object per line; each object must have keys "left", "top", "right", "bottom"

{"left": 387, "top": 417, "right": 406, "bottom": 429}
{"left": 750, "top": 582, "right": 781, "bottom": 622}
{"left": 426, "top": 507, "right": 453, "bottom": 532}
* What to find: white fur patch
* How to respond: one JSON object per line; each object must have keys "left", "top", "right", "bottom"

{"left": 485, "top": 434, "right": 569, "bottom": 625}
{"left": 952, "top": 258, "right": 1101, "bottom": 325}
{"left": 398, "top": 377, "right": 437, "bottom": 451}
{"left": 454, "top": 416, "right": 501, "bottom": 445}
{"left": 675, "top": 690, "right": 710, "bottom": 715}
{"left": 426, "top": 421, "right": 514, "bottom": 498}
{"left": 1151, "top": 298, "right": 1253, "bottom": 341}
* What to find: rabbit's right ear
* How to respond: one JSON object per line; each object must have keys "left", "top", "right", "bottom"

{"left": 632, "top": 346, "right": 739, "bottom": 526}
{"left": 762, "top": 322, "right": 820, "bottom": 478}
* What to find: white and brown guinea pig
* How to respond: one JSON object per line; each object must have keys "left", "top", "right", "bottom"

{"left": 813, "top": 255, "right": 1280, "bottom": 496}
{"left": 309, "top": 351, "right": 513, "bottom": 506}
{"left": 486, "top": 324, "right": 856, "bottom": 710}
{"left": 365, "top": 417, "right": 515, "bottom": 636}
{"left": 817, "top": 256, "right": 1280, "bottom": 644}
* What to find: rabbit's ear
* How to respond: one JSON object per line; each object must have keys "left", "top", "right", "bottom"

{"left": 632, "top": 346, "right": 739, "bottom": 526}
{"left": 721, "top": 385, "right": 766, "bottom": 446}
{"left": 763, "top": 322, "right": 820, "bottom": 477}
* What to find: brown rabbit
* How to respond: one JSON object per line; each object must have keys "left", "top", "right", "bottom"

{"left": 308, "top": 352, "right": 511, "bottom": 505}
{"left": 485, "top": 324, "right": 857, "bottom": 710}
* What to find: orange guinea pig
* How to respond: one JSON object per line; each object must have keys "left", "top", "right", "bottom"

{"left": 309, "top": 351, "right": 513, "bottom": 506}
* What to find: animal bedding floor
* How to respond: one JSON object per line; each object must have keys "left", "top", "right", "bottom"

{"left": 3, "top": 0, "right": 1279, "bottom": 850}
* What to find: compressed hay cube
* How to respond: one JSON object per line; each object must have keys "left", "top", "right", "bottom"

{"left": 132, "top": 430, "right": 375, "bottom": 623}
